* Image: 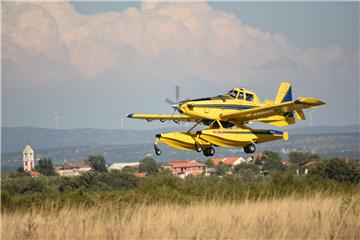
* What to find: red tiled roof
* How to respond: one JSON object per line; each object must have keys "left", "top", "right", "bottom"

{"left": 212, "top": 158, "right": 223, "bottom": 165}
{"left": 172, "top": 162, "right": 206, "bottom": 167}
{"left": 223, "top": 157, "right": 241, "bottom": 165}
{"left": 64, "top": 162, "right": 90, "bottom": 169}
{"left": 169, "top": 160, "right": 196, "bottom": 164}
{"left": 167, "top": 160, "right": 205, "bottom": 168}
{"left": 212, "top": 157, "right": 241, "bottom": 165}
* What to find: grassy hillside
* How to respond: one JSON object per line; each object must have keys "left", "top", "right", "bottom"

{"left": 2, "top": 195, "right": 359, "bottom": 239}
{"left": 2, "top": 158, "right": 359, "bottom": 239}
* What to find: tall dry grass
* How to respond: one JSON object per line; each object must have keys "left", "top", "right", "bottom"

{"left": 2, "top": 194, "right": 359, "bottom": 239}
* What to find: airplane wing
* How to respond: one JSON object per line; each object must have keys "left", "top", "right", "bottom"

{"left": 220, "top": 97, "right": 325, "bottom": 122}
{"left": 127, "top": 113, "right": 197, "bottom": 122}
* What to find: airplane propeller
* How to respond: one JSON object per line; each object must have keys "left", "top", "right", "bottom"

{"left": 165, "top": 85, "right": 181, "bottom": 111}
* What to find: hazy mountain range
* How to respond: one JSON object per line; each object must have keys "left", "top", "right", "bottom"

{"left": 2, "top": 125, "right": 359, "bottom": 153}
{"left": 1, "top": 125, "right": 359, "bottom": 172}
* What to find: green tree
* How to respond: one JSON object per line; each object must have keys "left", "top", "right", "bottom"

{"left": 122, "top": 166, "right": 138, "bottom": 174}
{"left": 17, "top": 166, "right": 25, "bottom": 173}
{"left": 159, "top": 167, "right": 172, "bottom": 176}
{"left": 310, "top": 158, "right": 360, "bottom": 183}
{"left": 233, "top": 163, "right": 259, "bottom": 175}
{"left": 36, "top": 158, "right": 56, "bottom": 176}
{"left": 233, "top": 163, "right": 259, "bottom": 181}
{"left": 139, "top": 156, "right": 159, "bottom": 175}
{"left": 262, "top": 151, "right": 281, "bottom": 161}
{"left": 254, "top": 157, "right": 262, "bottom": 166}
{"left": 289, "top": 151, "right": 319, "bottom": 166}
{"left": 86, "top": 155, "right": 108, "bottom": 172}
{"left": 205, "top": 159, "right": 214, "bottom": 168}
{"left": 263, "top": 158, "right": 286, "bottom": 172}
{"left": 13, "top": 167, "right": 29, "bottom": 177}
{"left": 260, "top": 151, "right": 286, "bottom": 172}
{"left": 215, "top": 163, "right": 230, "bottom": 176}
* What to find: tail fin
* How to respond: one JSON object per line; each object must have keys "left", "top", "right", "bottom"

{"left": 275, "top": 82, "right": 292, "bottom": 104}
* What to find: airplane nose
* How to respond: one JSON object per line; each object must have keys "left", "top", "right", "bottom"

{"left": 171, "top": 103, "right": 180, "bottom": 110}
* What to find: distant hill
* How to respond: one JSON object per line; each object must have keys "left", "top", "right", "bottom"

{"left": 2, "top": 132, "right": 359, "bottom": 173}
{"left": 287, "top": 125, "right": 360, "bottom": 135}
{"left": 1, "top": 126, "right": 185, "bottom": 153}
{"left": 1, "top": 125, "right": 359, "bottom": 153}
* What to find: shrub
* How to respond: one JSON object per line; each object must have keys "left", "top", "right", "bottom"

{"left": 289, "top": 151, "right": 319, "bottom": 166}
{"left": 309, "top": 158, "right": 360, "bottom": 184}
{"left": 139, "top": 156, "right": 159, "bottom": 175}
{"left": 86, "top": 155, "right": 108, "bottom": 172}
{"left": 214, "top": 163, "right": 230, "bottom": 176}
{"left": 36, "top": 158, "right": 56, "bottom": 176}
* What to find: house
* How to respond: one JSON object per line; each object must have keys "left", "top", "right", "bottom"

{"left": 163, "top": 160, "right": 206, "bottom": 178}
{"left": 246, "top": 153, "right": 264, "bottom": 163}
{"left": 211, "top": 157, "right": 246, "bottom": 167}
{"left": 108, "top": 162, "right": 140, "bottom": 171}
{"left": 55, "top": 162, "right": 91, "bottom": 177}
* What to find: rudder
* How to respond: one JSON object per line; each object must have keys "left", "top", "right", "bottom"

{"left": 274, "top": 82, "right": 292, "bottom": 104}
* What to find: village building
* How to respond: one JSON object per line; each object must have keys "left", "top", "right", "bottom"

{"left": 246, "top": 153, "right": 264, "bottom": 163}
{"left": 55, "top": 162, "right": 91, "bottom": 177}
{"left": 211, "top": 157, "right": 246, "bottom": 167}
{"left": 108, "top": 162, "right": 140, "bottom": 171}
{"left": 23, "top": 145, "right": 35, "bottom": 172}
{"left": 163, "top": 160, "right": 206, "bottom": 178}
{"left": 22, "top": 144, "right": 40, "bottom": 177}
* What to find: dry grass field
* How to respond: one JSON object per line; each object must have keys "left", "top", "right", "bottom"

{"left": 2, "top": 194, "right": 359, "bottom": 239}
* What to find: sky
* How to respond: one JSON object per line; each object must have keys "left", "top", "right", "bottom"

{"left": 2, "top": 1, "right": 359, "bottom": 130}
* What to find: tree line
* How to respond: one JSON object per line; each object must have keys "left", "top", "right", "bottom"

{"left": 12, "top": 151, "right": 360, "bottom": 184}
{"left": 2, "top": 151, "right": 359, "bottom": 211}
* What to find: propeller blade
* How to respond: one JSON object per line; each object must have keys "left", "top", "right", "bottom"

{"left": 165, "top": 98, "right": 176, "bottom": 105}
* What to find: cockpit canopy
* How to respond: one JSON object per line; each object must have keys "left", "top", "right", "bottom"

{"left": 226, "top": 88, "right": 257, "bottom": 102}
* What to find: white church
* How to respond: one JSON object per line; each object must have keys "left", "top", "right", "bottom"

{"left": 23, "top": 144, "right": 36, "bottom": 172}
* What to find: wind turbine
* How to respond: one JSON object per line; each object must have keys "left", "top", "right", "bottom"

{"left": 308, "top": 109, "right": 315, "bottom": 127}
{"left": 54, "top": 112, "right": 63, "bottom": 129}
{"left": 120, "top": 116, "right": 124, "bottom": 130}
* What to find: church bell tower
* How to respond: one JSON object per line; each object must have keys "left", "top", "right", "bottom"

{"left": 23, "top": 145, "right": 35, "bottom": 172}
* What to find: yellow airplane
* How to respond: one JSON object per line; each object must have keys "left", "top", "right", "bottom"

{"left": 127, "top": 82, "right": 325, "bottom": 156}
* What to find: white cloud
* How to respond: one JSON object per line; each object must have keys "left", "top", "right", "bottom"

{"left": 2, "top": 1, "right": 358, "bottom": 128}
{"left": 3, "top": 1, "right": 355, "bottom": 82}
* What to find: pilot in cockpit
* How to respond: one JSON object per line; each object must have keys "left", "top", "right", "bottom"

{"left": 246, "top": 93, "right": 254, "bottom": 102}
